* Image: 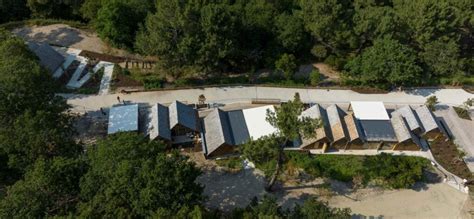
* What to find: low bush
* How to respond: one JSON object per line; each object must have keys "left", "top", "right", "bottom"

{"left": 454, "top": 106, "right": 471, "bottom": 120}
{"left": 215, "top": 157, "right": 243, "bottom": 170}
{"left": 285, "top": 152, "right": 430, "bottom": 189}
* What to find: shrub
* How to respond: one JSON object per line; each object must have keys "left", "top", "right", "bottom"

{"left": 285, "top": 152, "right": 430, "bottom": 189}
{"left": 275, "top": 53, "right": 298, "bottom": 81}
{"left": 309, "top": 69, "right": 321, "bottom": 86}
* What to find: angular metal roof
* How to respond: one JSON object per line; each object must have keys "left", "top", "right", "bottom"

{"left": 391, "top": 115, "right": 421, "bottom": 146}
{"left": 415, "top": 105, "right": 439, "bottom": 133}
{"left": 149, "top": 103, "right": 171, "bottom": 141}
{"left": 326, "top": 104, "right": 346, "bottom": 142}
{"left": 169, "top": 101, "right": 200, "bottom": 132}
{"left": 227, "top": 110, "right": 250, "bottom": 145}
{"left": 203, "top": 108, "right": 233, "bottom": 156}
{"left": 391, "top": 106, "right": 421, "bottom": 132}
{"left": 28, "top": 42, "right": 65, "bottom": 73}
{"left": 344, "top": 113, "right": 363, "bottom": 142}
{"left": 108, "top": 104, "right": 139, "bottom": 134}
{"left": 359, "top": 120, "right": 397, "bottom": 142}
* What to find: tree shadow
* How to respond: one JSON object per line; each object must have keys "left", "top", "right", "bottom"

{"left": 14, "top": 27, "right": 84, "bottom": 47}
{"left": 404, "top": 88, "right": 441, "bottom": 97}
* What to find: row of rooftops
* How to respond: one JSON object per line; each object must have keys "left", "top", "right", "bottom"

{"left": 107, "top": 101, "right": 443, "bottom": 158}
{"left": 299, "top": 102, "right": 442, "bottom": 149}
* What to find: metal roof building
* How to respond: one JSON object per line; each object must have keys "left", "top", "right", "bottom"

{"left": 227, "top": 110, "right": 250, "bottom": 145}
{"left": 391, "top": 106, "right": 422, "bottom": 134}
{"left": 202, "top": 109, "right": 234, "bottom": 157}
{"left": 28, "top": 42, "right": 65, "bottom": 73}
{"left": 415, "top": 105, "right": 439, "bottom": 133}
{"left": 349, "top": 101, "right": 397, "bottom": 142}
{"left": 149, "top": 103, "right": 172, "bottom": 141}
{"left": 343, "top": 113, "right": 363, "bottom": 143}
{"left": 169, "top": 101, "right": 200, "bottom": 132}
{"left": 299, "top": 104, "right": 331, "bottom": 149}
{"left": 108, "top": 104, "right": 139, "bottom": 134}
{"left": 326, "top": 104, "right": 347, "bottom": 146}
{"left": 391, "top": 115, "right": 421, "bottom": 150}
{"left": 202, "top": 105, "right": 277, "bottom": 158}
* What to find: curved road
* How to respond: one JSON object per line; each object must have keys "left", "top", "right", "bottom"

{"left": 64, "top": 86, "right": 473, "bottom": 112}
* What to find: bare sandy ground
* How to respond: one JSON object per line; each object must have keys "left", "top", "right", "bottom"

{"left": 196, "top": 166, "right": 470, "bottom": 218}
{"left": 329, "top": 183, "right": 469, "bottom": 219}
{"left": 12, "top": 24, "right": 127, "bottom": 56}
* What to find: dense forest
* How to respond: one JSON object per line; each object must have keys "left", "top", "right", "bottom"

{"left": 0, "top": 31, "right": 353, "bottom": 217}
{"left": 1, "top": 0, "right": 472, "bottom": 88}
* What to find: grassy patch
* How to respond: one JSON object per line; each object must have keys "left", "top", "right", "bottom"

{"left": 284, "top": 152, "right": 430, "bottom": 189}
{"left": 215, "top": 157, "right": 244, "bottom": 171}
{"left": 454, "top": 106, "right": 471, "bottom": 120}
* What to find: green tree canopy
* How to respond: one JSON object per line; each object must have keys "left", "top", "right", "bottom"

{"left": 94, "top": 0, "right": 152, "bottom": 48}
{"left": 78, "top": 133, "right": 204, "bottom": 217}
{"left": 0, "top": 157, "right": 86, "bottom": 218}
{"left": 275, "top": 53, "right": 298, "bottom": 80}
{"left": 0, "top": 0, "right": 30, "bottom": 23}
{"left": 421, "top": 38, "right": 464, "bottom": 77}
{"left": 26, "top": 0, "right": 83, "bottom": 20}
{"left": 0, "top": 32, "right": 77, "bottom": 172}
{"left": 345, "top": 37, "right": 422, "bottom": 88}
{"left": 300, "top": 0, "right": 356, "bottom": 56}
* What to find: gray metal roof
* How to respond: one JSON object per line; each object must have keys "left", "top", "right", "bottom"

{"left": 108, "top": 104, "right": 139, "bottom": 134}
{"left": 203, "top": 108, "right": 233, "bottom": 156}
{"left": 227, "top": 110, "right": 250, "bottom": 145}
{"left": 149, "top": 103, "right": 171, "bottom": 141}
{"left": 169, "top": 101, "right": 200, "bottom": 132}
{"left": 359, "top": 120, "right": 397, "bottom": 142}
{"left": 391, "top": 115, "right": 421, "bottom": 145}
{"left": 28, "top": 42, "right": 65, "bottom": 73}
{"left": 391, "top": 106, "right": 421, "bottom": 132}
{"left": 415, "top": 105, "right": 439, "bottom": 133}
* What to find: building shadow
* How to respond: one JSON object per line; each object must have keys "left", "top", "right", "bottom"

{"left": 404, "top": 88, "right": 441, "bottom": 97}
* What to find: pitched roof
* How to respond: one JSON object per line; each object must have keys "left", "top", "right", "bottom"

{"left": 169, "top": 101, "right": 200, "bottom": 132}
{"left": 326, "top": 104, "right": 346, "bottom": 142}
{"left": 343, "top": 113, "right": 363, "bottom": 142}
{"left": 203, "top": 108, "right": 233, "bottom": 156}
{"left": 299, "top": 104, "right": 330, "bottom": 147}
{"left": 391, "top": 106, "right": 421, "bottom": 132}
{"left": 391, "top": 115, "right": 421, "bottom": 146}
{"left": 350, "top": 101, "right": 390, "bottom": 120}
{"left": 108, "top": 104, "right": 139, "bottom": 134}
{"left": 227, "top": 110, "right": 250, "bottom": 145}
{"left": 242, "top": 105, "right": 278, "bottom": 139}
{"left": 149, "top": 103, "right": 171, "bottom": 141}
{"left": 28, "top": 42, "right": 65, "bottom": 73}
{"left": 415, "top": 105, "right": 439, "bottom": 133}
{"left": 359, "top": 120, "right": 397, "bottom": 142}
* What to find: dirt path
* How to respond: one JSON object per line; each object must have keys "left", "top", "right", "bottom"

{"left": 196, "top": 167, "right": 469, "bottom": 218}
{"left": 12, "top": 24, "right": 127, "bottom": 56}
